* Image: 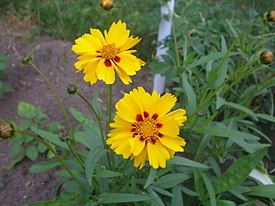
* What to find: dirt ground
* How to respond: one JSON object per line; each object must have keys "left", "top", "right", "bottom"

{"left": 0, "top": 24, "right": 152, "bottom": 206}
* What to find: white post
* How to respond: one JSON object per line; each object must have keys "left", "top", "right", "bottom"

{"left": 153, "top": 0, "right": 175, "bottom": 94}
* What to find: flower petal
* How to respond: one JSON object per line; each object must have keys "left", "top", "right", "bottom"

{"left": 96, "top": 59, "right": 115, "bottom": 84}
{"left": 159, "top": 136, "right": 186, "bottom": 152}
{"left": 106, "top": 20, "right": 130, "bottom": 47}
{"left": 129, "top": 137, "right": 146, "bottom": 156}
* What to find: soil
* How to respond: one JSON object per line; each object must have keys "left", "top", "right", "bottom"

{"left": 0, "top": 23, "right": 152, "bottom": 206}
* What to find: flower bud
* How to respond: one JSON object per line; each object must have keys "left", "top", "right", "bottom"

{"left": 22, "top": 54, "right": 33, "bottom": 65}
{"left": 67, "top": 83, "right": 79, "bottom": 95}
{"left": 259, "top": 50, "right": 273, "bottom": 65}
{"left": 0, "top": 122, "right": 15, "bottom": 140}
{"left": 100, "top": 0, "right": 113, "bottom": 11}
{"left": 266, "top": 11, "right": 275, "bottom": 22}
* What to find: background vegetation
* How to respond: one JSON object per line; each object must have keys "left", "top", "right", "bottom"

{"left": 0, "top": 0, "right": 274, "bottom": 205}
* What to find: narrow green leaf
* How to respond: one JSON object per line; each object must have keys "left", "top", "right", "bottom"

{"left": 29, "top": 160, "right": 60, "bottom": 173}
{"left": 26, "top": 146, "right": 38, "bottom": 161}
{"left": 151, "top": 186, "right": 174, "bottom": 197}
{"left": 148, "top": 187, "right": 165, "bottom": 206}
{"left": 213, "top": 148, "right": 268, "bottom": 194}
{"left": 195, "top": 126, "right": 260, "bottom": 141}
{"left": 99, "top": 193, "right": 151, "bottom": 204}
{"left": 206, "top": 200, "right": 236, "bottom": 206}
{"left": 171, "top": 186, "right": 183, "bottom": 206}
{"left": 154, "top": 173, "right": 190, "bottom": 189}
{"left": 182, "top": 72, "right": 197, "bottom": 115}
{"left": 194, "top": 168, "right": 205, "bottom": 201}
{"left": 31, "top": 127, "right": 69, "bottom": 150}
{"left": 168, "top": 156, "right": 209, "bottom": 169}
{"left": 144, "top": 168, "right": 157, "bottom": 189}
{"left": 85, "top": 147, "right": 107, "bottom": 186}
{"left": 246, "top": 185, "right": 275, "bottom": 199}
{"left": 201, "top": 172, "right": 216, "bottom": 206}
{"left": 216, "top": 95, "right": 226, "bottom": 109}
{"left": 226, "top": 19, "right": 238, "bottom": 38}
{"left": 94, "top": 170, "right": 122, "bottom": 178}
{"left": 256, "top": 113, "right": 275, "bottom": 123}
{"left": 223, "top": 102, "right": 258, "bottom": 121}
{"left": 92, "top": 90, "right": 102, "bottom": 118}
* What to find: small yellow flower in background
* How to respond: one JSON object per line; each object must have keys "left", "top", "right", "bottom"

{"left": 72, "top": 20, "right": 145, "bottom": 85}
{"left": 107, "top": 87, "right": 187, "bottom": 169}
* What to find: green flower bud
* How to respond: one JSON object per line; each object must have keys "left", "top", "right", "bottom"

{"left": 67, "top": 83, "right": 79, "bottom": 95}
{"left": 22, "top": 54, "right": 33, "bottom": 65}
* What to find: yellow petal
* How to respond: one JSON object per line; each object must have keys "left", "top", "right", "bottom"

{"left": 113, "top": 64, "right": 132, "bottom": 85}
{"left": 158, "top": 118, "right": 179, "bottom": 137}
{"left": 119, "top": 36, "right": 141, "bottom": 51}
{"left": 116, "top": 52, "right": 142, "bottom": 75}
{"left": 129, "top": 137, "right": 146, "bottom": 156}
{"left": 166, "top": 109, "right": 187, "bottom": 125}
{"left": 114, "top": 141, "right": 132, "bottom": 159}
{"left": 147, "top": 140, "right": 170, "bottom": 169}
{"left": 96, "top": 59, "right": 115, "bottom": 84}
{"left": 133, "top": 146, "right": 148, "bottom": 169}
{"left": 90, "top": 28, "right": 106, "bottom": 45}
{"left": 106, "top": 20, "right": 130, "bottom": 47}
{"left": 153, "top": 93, "right": 177, "bottom": 118}
{"left": 158, "top": 136, "right": 186, "bottom": 152}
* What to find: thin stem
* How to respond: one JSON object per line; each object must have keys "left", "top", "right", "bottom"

{"left": 106, "top": 84, "right": 114, "bottom": 170}
{"left": 16, "top": 130, "right": 90, "bottom": 194}
{"left": 29, "top": 62, "right": 73, "bottom": 134}
{"left": 77, "top": 92, "right": 105, "bottom": 148}
{"left": 29, "top": 62, "right": 85, "bottom": 168}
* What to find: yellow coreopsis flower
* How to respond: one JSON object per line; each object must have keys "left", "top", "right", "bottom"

{"left": 107, "top": 87, "right": 187, "bottom": 169}
{"left": 72, "top": 20, "right": 145, "bottom": 85}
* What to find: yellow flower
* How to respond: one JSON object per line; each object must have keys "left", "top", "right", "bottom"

{"left": 72, "top": 20, "right": 145, "bottom": 85}
{"left": 107, "top": 87, "right": 187, "bottom": 169}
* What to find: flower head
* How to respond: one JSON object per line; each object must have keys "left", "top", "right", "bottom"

{"left": 100, "top": 0, "right": 114, "bottom": 11}
{"left": 259, "top": 50, "right": 273, "bottom": 65}
{"left": 107, "top": 87, "right": 187, "bottom": 169}
{"left": 0, "top": 122, "right": 15, "bottom": 140}
{"left": 72, "top": 20, "right": 145, "bottom": 85}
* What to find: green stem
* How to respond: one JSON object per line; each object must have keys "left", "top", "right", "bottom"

{"left": 106, "top": 84, "right": 114, "bottom": 170}
{"left": 16, "top": 130, "right": 90, "bottom": 194}
{"left": 77, "top": 92, "right": 105, "bottom": 148}
{"left": 29, "top": 62, "right": 85, "bottom": 168}
{"left": 29, "top": 62, "right": 73, "bottom": 134}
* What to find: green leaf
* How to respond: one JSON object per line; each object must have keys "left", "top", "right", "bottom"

{"left": 168, "top": 156, "right": 209, "bottom": 169}
{"left": 213, "top": 148, "right": 268, "bottom": 194}
{"left": 226, "top": 19, "right": 238, "bottom": 38}
{"left": 0, "top": 54, "right": 10, "bottom": 62}
{"left": 223, "top": 102, "right": 258, "bottom": 121}
{"left": 69, "top": 107, "right": 92, "bottom": 124}
{"left": 18, "top": 102, "right": 37, "bottom": 119}
{"left": 246, "top": 185, "right": 275, "bottom": 199}
{"left": 94, "top": 169, "right": 122, "bottom": 178}
{"left": 256, "top": 113, "right": 275, "bottom": 123}
{"left": 29, "top": 160, "right": 60, "bottom": 173}
{"left": 31, "top": 126, "right": 69, "bottom": 150}
{"left": 182, "top": 72, "right": 197, "bottom": 115}
{"left": 195, "top": 125, "right": 260, "bottom": 141}
{"left": 85, "top": 147, "right": 107, "bottom": 186}
{"left": 99, "top": 193, "right": 151, "bottom": 204}
{"left": 206, "top": 200, "right": 236, "bottom": 206}
{"left": 201, "top": 172, "right": 216, "bottom": 206}
{"left": 26, "top": 200, "right": 78, "bottom": 206}
{"left": 144, "top": 168, "right": 157, "bottom": 189}
{"left": 26, "top": 146, "right": 38, "bottom": 161}
{"left": 92, "top": 90, "right": 102, "bottom": 118}
{"left": 37, "top": 142, "right": 47, "bottom": 153}
{"left": 154, "top": 173, "right": 190, "bottom": 189}
{"left": 216, "top": 95, "right": 226, "bottom": 109}
{"left": 171, "top": 186, "right": 183, "bottom": 206}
